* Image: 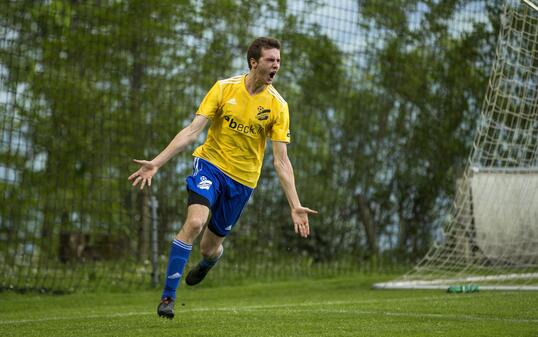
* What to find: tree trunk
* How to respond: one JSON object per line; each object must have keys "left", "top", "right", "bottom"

{"left": 398, "top": 220, "right": 407, "bottom": 256}
{"left": 137, "top": 187, "right": 150, "bottom": 262}
{"left": 357, "top": 194, "right": 378, "bottom": 259}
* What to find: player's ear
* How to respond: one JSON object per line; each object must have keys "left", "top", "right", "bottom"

{"left": 250, "top": 58, "right": 257, "bottom": 69}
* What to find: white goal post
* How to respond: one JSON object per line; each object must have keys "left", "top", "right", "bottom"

{"left": 523, "top": 0, "right": 538, "bottom": 12}
{"left": 375, "top": 0, "right": 538, "bottom": 291}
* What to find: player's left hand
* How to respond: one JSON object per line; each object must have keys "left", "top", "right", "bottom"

{"left": 291, "top": 206, "right": 318, "bottom": 238}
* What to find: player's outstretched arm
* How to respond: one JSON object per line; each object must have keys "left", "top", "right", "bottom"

{"left": 272, "top": 141, "right": 318, "bottom": 238}
{"left": 128, "top": 115, "right": 209, "bottom": 190}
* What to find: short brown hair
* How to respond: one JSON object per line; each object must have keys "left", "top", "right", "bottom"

{"left": 246, "top": 37, "right": 281, "bottom": 69}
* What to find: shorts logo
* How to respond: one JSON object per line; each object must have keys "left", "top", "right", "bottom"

{"left": 197, "top": 176, "right": 212, "bottom": 190}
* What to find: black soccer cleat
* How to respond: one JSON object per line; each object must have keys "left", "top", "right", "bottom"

{"left": 157, "top": 297, "right": 175, "bottom": 319}
{"left": 185, "top": 263, "right": 212, "bottom": 286}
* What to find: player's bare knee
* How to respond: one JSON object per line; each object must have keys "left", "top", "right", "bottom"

{"left": 180, "top": 217, "right": 205, "bottom": 237}
{"left": 188, "top": 217, "right": 206, "bottom": 232}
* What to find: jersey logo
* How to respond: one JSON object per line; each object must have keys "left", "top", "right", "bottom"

{"left": 197, "top": 176, "right": 213, "bottom": 190}
{"left": 226, "top": 98, "right": 237, "bottom": 105}
{"left": 223, "top": 115, "right": 263, "bottom": 136}
{"left": 257, "top": 106, "right": 270, "bottom": 120}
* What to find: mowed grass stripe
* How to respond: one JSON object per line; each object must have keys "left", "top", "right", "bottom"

{"left": 0, "top": 296, "right": 469, "bottom": 324}
{"left": 1, "top": 276, "right": 537, "bottom": 337}
{"left": 2, "top": 294, "right": 536, "bottom": 325}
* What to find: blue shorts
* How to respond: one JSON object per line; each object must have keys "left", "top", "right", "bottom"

{"left": 186, "top": 157, "right": 253, "bottom": 237}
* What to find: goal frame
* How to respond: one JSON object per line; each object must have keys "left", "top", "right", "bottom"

{"left": 375, "top": 0, "right": 538, "bottom": 291}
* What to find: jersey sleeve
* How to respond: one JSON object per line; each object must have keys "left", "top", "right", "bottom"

{"left": 196, "top": 81, "right": 222, "bottom": 119}
{"left": 269, "top": 102, "right": 291, "bottom": 143}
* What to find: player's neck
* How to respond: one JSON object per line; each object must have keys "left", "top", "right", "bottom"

{"left": 245, "top": 72, "right": 266, "bottom": 96}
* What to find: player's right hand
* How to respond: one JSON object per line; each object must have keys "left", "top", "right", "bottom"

{"left": 128, "top": 159, "right": 159, "bottom": 190}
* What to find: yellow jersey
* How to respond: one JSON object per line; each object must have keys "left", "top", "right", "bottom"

{"left": 192, "top": 74, "right": 290, "bottom": 188}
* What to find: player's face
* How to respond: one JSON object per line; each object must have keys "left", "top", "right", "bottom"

{"left": 253, "top": 48, "right": 280, "bottom": 85}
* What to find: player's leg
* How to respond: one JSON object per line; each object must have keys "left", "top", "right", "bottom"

{"left": 186, "top": 174, "right": 253, "bottom": 286}
{"left": 185, "top": 227, "right": 225, "bottom": 286}
{"left": 158, "top": 157, "right": 220, "bottom": 318}
{"left": 158, "top": 203, "right": 209, "bottom": 319}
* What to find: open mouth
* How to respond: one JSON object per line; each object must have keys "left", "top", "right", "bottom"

{"left": 269, "top": 71, "right": 276, "bottom": 80}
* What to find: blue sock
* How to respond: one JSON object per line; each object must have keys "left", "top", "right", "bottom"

{"left": 200, "top": 247, "right": 223, "bottom": 269}
{"left": 162, "top": 239, "right": 192, "bottom": 300}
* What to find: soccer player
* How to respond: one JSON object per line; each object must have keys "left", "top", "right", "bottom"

{"left": 128, "top": 37, "right": 317, "bottom": 319}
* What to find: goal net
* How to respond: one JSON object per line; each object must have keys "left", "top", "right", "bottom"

{"left": 375, "top": 0, "right": 538, "bottom": 291}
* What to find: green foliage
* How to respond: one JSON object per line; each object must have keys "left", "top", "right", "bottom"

{"left": 334, "top": 0, "right": 498, "bottom": 259}
{"left": 0, "top": 0, "right": 503, "bottom": 290}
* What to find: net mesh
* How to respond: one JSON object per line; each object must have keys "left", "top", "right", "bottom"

{"left": 0, "top": 0, "right": 510, "bottom": 292}
{"left": 379, "top": 0, "right": 538, "bottom": 289}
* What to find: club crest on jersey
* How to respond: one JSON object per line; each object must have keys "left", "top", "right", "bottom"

{"left": 197, "top": 176, "right": 212, "bottom": 190}
{"left": 257, "top": 106, "right": 270, "bottom": 121}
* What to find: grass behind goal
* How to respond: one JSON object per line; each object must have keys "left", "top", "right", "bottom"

{"left": 1, "top": 275, "right": 537, "bottom": 337}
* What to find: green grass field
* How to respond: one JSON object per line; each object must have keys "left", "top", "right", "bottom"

{"left": 1, "top": 275, "right": 537, "bottom": 337}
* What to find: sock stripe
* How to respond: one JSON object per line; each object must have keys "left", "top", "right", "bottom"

{"left": 173, "top": 239, "right": 192, "bottom": 251}
{"left": 162, "top": 240, "right": 192, "bottom": 300}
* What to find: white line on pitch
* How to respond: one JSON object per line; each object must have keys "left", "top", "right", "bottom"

{"left": 0, "top": 296, "right": 449, "bottom": 324}
{"left": 1, "top": 295, "right": 535, "bottom": 325}
{"left": 280, "top": 308, "right": 538, "bottom": 324}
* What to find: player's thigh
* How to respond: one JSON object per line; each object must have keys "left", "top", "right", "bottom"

{"left": 186, "top": 203, "right": 211, "bottom": 224}
{"left": 200, "top": 228, "right": 225, "bottom": 257}
{"left": 177, "top": 204, "right": 210, "bottom": 241}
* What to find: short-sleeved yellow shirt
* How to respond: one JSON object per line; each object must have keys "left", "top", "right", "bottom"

{"left": 192, "top": 74, "right": 290, "bottom": 188}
